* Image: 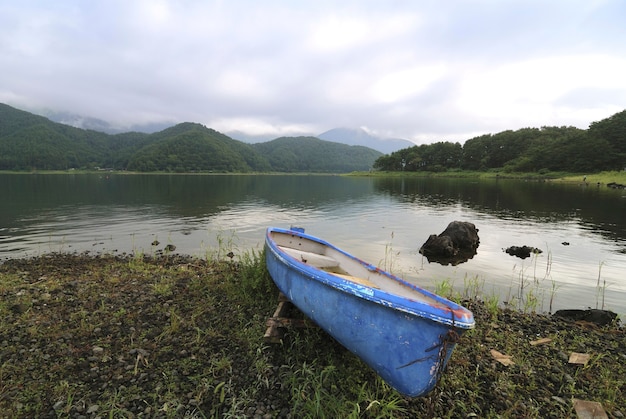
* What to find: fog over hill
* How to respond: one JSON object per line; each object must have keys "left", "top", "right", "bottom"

{"left": 43, "top": 110, "right": 175, "bottom": 135}
{"left": 42, "top": 109, "right": 412, "bottom": 153}
{"left": 317, "top": 128, "right": 415, "bottom": 154}
{"left": 0, "top": 103, "right": 383, "bottom": 172}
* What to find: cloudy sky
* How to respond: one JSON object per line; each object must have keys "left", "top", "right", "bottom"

{"left": 1, "top": 0, "right": 625, "bottom": 144}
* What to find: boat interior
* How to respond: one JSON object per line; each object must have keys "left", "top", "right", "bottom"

{"left": 271, "top": 230, "right": 442, "bottom": 304}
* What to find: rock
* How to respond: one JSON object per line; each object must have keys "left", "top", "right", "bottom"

{"left": 420, "top": 234, "right": 455, "bottom": 257}
{"left": 504, "top": 245, "right": 542, "bottom": 259}
{"left": 439, "top": 221, "right": 480, "bottom": 249}
{"left": 553, "top": 309, "right": 617, "bottom": 326}
{"left": 607, "top": 182, "right": 626, "bottom": 189}
{"left": 419, "top": 221, "right": 480, "bottom": 265}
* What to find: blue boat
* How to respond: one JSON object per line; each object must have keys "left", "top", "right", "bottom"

{"left": 264, "top": 227, "right": 475, "bottom": 397}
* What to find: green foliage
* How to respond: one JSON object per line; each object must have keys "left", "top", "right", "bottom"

{"left": 374, "top": 113, "right": 626, "bottom": 173}
{"left": 0, "top": 104, "right": 110, "bottom": 170}
{"left": 126, "top": 125, "right": 271, "bottom": 172}
{"left": 0, "top": 104, "right": 380, "bottom": 173}
{"left": 252, "top": 136, "right": 382, "bottom": 172}
{"left": 374, "top": 142, "right": 462, "bottom": 172}
{"left": 2, "top": 102, "right": 625, "bottom": 174}
{"left": 588, "top": 109, "right": 626, "bottom": 168}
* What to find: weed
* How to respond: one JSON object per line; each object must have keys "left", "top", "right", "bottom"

{"left": 236, "top": 248, "right": 275, "bottom": 302}
{"left": 434, "top": 278, "right": 455, "bottom": 299}
{"left": 548, "top": 279, "right": 560, "bottom": 313}
{"left": 352, "top": 378, "right": 407, "bottom": 418}
{"left": 485, "top": 293, "right": 500, "bottom": 318}
{"left": 203, "top": 229, "right": 238, "bottom": 261}
{"left": 380, "top": 231, "right": 401, "bottom": 274}
{"left": 523, "top": 288, "right": 539, "bottom": 313}
{"left": 463, "top": 274, "right": 484, "bottom": 300}
{"left": 596, "top": 261, "right": 608, "bottom": 310}
{"left": 152, "top": 275, "right": 174, "bottom": 296}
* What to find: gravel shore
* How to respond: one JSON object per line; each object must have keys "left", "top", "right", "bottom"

{"left": 1, "top": 253, "right": 624, "bottom": 418}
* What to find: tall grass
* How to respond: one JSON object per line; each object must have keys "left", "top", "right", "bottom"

{"left": 558, "top": 170, "right": 626, "bottom": 185}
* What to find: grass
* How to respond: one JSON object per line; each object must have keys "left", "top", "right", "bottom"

{"left": 558, "top": 170, "right": 626, "bottom": 185}
{"left": 348, "top": 169, "right": 626, "bottom": 184}
{"left": 4, "top": 168, "right": 626, "bottom": 186}
{"left": 0, "top": 250, "right": 624, "bottom": 418}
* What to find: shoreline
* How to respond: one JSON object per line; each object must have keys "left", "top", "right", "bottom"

{"left": 1, "top": 252, "right": 623, "bottom": 417}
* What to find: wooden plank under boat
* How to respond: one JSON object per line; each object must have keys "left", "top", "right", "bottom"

{"left": 264, "top": 226, "right": 475, "bottom": 398}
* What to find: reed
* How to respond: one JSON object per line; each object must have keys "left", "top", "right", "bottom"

{"left": 596, "top": 261, "right": 608, "bottom": 310}
{"left": 380, "top": 231, "right": 401, "bottom": 274}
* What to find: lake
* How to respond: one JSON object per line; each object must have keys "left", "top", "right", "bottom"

{"left": 1, "top": 173, "right": 625, "bottom": 317}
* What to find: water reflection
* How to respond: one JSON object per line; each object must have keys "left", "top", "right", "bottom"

{"left": 1, "top": 173, "right": 625, "bottom": 317}
{"left": 372, "top": 176, "right": 626, "bottom": 248}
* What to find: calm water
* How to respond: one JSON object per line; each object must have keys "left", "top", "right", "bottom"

{"left": 2, "top": 173, "right": 625, "bottom": 317}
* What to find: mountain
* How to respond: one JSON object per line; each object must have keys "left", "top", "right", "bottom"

{"left": 127, "top": 123, "right": 271, "bottom": 172}
{"left": 252, "top": 136, "right": 382, "bottom": 172}
{"left": 0, "top": 103, "right": 113, "bottom": 170}
{"left": 224, "top": 130, "right": 283, "bottom": 144}
{"left": 0, "top": 103, "right": 383, "bottom": 172}
{"left": 43, "top": 110, "right": 172, "bottom": 134}
{"left": 227, "top": 127, "right": 415, "bottom": 153}
{"left": 38, "top": 107, "right": 412, "bottom": 152}
{"left": 318, "top": 128, "right": 414, "bottom": 154}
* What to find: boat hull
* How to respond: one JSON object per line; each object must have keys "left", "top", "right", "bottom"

{"left": 264, "top": 227, "right": 474, "bottom": 398}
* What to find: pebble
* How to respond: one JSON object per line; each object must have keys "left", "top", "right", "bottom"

{"left": 92, "top": 346, "right": 104, "bottom": 354}
{"left": 557, "top": 351, "right": 569, "bottom": 362}
{"left": 87, "top": 404, "right": 99, "bottom": 414}
{"left": 129, "top": 348, "right": 149, "bottom": 357}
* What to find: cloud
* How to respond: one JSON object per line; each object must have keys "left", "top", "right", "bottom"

{"left": 1, "top": 1, "right": 625, "bottom": 143}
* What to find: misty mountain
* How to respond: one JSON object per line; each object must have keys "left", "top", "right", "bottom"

{"left": 37, "top": 108, "right": 413, "bottom": 153}
{"left": 42, "top": 110, "right": 172, "bottom": 134}
{"left": 224, "top": 130, "right": 280, "bottom": 144}
{"left": 318, "top": 128, "right": 414, "bottom": 154}
{"left": 252, "top": 136, "right": 382, "bottom": 172}
{"left": 0, "top": 103, "right": 382, "bottom": 173}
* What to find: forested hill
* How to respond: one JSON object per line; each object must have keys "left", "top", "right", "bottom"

{"left": 4, "top": 102, "right": 624, "bottom": 174}
{"left": 0, "top": 104, "right": 381, "bottom": 172}
{"left": 373, "top": 110, "right": 626, "bottom": 173}
{"left": 252, "top": 137, "right": 382, "bottom": 172}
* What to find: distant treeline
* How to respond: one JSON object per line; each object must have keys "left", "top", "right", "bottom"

{"left": 0, "top": 104, "right": 381, "bottom": 173}
{"left": 2, "top": 103, "right": 625, "bottom": 174}
{"left": 373, "top": 110, "right": 626, "bottom": 173}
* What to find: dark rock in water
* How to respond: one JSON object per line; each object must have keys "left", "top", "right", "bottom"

{"left": 607, "top": 182, "right": 626, "bottom": 189}
{"left": 504, "top": 245, "right": 542, "bottom": 259}
{"left": 439, "top": 221, "right": 480, "bottom": 250}
{"left": 553, "top": 309, "right": 618, "bottom": 326}
{"left": 419, "top": 221, "right": 479, "bottom": 266}
{"left": 420, "top": 234, "right": 455, "bottom": 257}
